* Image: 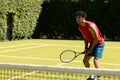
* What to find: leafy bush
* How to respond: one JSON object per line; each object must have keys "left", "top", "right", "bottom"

{"left": 34, "top": 0, "right": 120, "bottom": 41}
{"left": 0, "top": 0, "right": 43, "bottom": 41}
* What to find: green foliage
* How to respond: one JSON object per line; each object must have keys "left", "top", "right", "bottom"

{"left": 34, "top": 0, "right": 120, "bottom": 41}
{"left": 0, "top": 0, "right": 43, "bottom": 41}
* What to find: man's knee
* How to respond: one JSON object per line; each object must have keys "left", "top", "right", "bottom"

{"left": 83, "top": 56, "right": 92, "bottom": 64}
{"left": 94, "top": 58, "right": 100, "bottom": 64}
{"left": 83, "top": 58, "right": 89, "bottom": 64}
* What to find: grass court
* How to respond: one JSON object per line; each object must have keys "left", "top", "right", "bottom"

{"left": 0, "top": 39, "right": 120, "bottom": 69}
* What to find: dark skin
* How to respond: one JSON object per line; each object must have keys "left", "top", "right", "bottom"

{"left": 82, "top": 26, "right": 98, "bottom": 54}
{"left": 76, "top": 16, "right": 100, "bottom": 78}
{"left": 76, "top": 16, "right": 98, "bottom": 55}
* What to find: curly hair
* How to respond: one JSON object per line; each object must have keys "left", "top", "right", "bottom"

{"left": 75, "top": 11, "right": 87, "bottom": 18}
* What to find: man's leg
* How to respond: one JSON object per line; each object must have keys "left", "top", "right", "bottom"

{"left": 83, "top": 55, "right": 95, "bottom": 80}
{"left": 94, "top": 57, "right": 100, "bottom": 68}
{"left": 94, "top": 57, "right": 101, "bottom": 80}
{"left": 93, "top": 43, "right": 104, "bottom": 80}
{"left": 83, "top": 55, "right": 92, "bottom": 68}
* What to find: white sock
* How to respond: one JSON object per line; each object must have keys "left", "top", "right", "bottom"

{"left": 89, "top": 74, "right": 94, "bottom": 78}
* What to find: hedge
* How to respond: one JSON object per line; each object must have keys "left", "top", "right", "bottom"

{"left": 33, "top": 0, "right": 120, "bottom": 41}
{"left": 0, "top": 0, "right": 43, "bottom": 41}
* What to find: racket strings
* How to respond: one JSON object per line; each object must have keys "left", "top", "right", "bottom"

{"left": 60, "top": 50, "right": 76, "bottom": 63}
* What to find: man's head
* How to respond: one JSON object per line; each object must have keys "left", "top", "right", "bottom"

{"left": 75, "top": 11, "right": 87, "bottom": 25}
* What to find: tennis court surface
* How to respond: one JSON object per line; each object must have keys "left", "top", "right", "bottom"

{"left": 0, "top": 39, "right": 120, "bottom": 80}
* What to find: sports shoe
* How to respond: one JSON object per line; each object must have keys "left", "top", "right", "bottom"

{"left": 87, "top": 78, "right": 96, "bottom": 80}
{"left": 87, "top": 75, "right": 96, "bottom": 80}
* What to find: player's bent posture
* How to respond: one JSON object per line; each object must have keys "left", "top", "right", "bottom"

{"left": 75, "top": 11, "right": 105, "bottom": 80}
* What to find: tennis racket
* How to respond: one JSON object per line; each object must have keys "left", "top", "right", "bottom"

{"left": 60, "top": 50, "right": 85, "bottom": 63}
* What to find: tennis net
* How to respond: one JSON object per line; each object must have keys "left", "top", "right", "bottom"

{"left": 0, "top": 63, "right": 120, "bottom": 80}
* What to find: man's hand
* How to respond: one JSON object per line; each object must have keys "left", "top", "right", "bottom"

{"left": 84, "top": 48, "right": 88, "bottom": 53}
{"left": 84, "top": 48, "right": 93, "bottom": 55}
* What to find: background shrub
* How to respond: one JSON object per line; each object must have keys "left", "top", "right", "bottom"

{"left": 0, "top": 0, "right": 43, "bottom": 41}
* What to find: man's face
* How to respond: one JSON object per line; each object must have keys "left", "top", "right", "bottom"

{"left": 76, "top": 16, "right": 84, "bottom": 24}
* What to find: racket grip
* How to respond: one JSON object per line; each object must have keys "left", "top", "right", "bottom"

{"left": 81, "top": 52, "right": 85, "bottom": 54}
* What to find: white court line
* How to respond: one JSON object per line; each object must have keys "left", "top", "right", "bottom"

{"left": 1, "top": 43, "right": 119, "bottom": 79}
{"left": 5, "top": 63, "right": 65, "bottom": 80}
{"left": 51, "top": 44, "right": 120, "bottom": 49}
{"left": 0, "top": 44, "right": 49, "bottom": 53}
{"left": 0, "top": 43, "right": 119, "bottom": 67}
{"left": 0, "top": 55, "right": 58, "bottom": 61}
{"left": 7, "top": 71, "right": 39, "bottom": 80}
{"left": 0, "top": 43, "right": 119, "bottom": 53}
{"left": 0, "top": 44, "right": 32, "bottom": 48}
{"left": 55, "top": 63, "right": 66, "bottom": 66}
{"left": 38, "top": 43, "right": 120, "bottom": 48}
{"left": 105, "top": 46, "right": 120, "bottom": 49}
{"left": 0, "top": 55, "right": 120, "bottom": 66}
{"left": 30, "top": 43, "right": 120, "bottom": 49}
{"left": 6, "top": 59, "right": 66, "bottom": 80}
{"left": 7, "top": 63, "right": 66, "bottom": 80}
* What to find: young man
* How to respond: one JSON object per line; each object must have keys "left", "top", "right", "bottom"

{"left": 75, "top": 11, "right": 105, "bottom": 80}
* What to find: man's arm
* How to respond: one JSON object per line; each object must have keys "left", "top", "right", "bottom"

{"left": 81, "top": 32, "right": 88, "bottom": 51}
{"left": 84, "top": 39, "right": 88, "bottom": 49}
{"left": 87, "top": 25, "right": 98, "bottom": 54}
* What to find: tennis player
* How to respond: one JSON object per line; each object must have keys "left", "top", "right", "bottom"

{"left": 75, "top": 11, "right": 105, "bottom": 80}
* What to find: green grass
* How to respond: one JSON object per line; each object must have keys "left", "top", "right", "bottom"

{"left": 0, "top": 39, "right": 120, "bottom": 69}
{"left": 0, "top": 39, "right": 120, "bottom": 80}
